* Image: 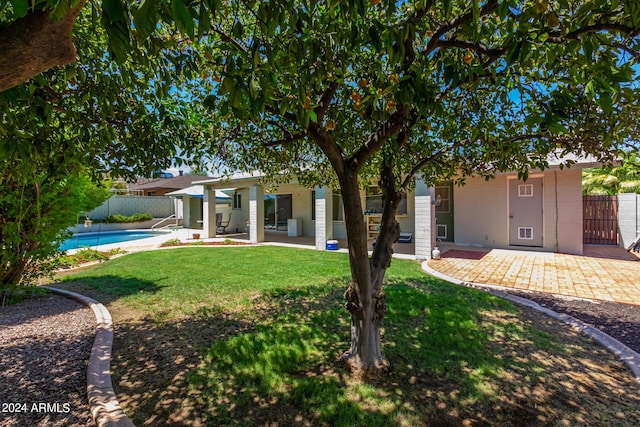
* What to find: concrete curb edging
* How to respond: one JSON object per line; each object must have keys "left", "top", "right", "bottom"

{"left": 43, "top": 287, "right": 135, "bottom": 427}
{"left": 421, "top": 262, "right": 640, "bottom": 386}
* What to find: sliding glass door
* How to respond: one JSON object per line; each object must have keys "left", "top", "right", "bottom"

{"left": 264, "top": 194, "right": 292, "bottom": 230}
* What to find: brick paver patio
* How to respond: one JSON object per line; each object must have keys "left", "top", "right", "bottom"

{"left": 428, "top": 245, "right": 640, "bottom": 305}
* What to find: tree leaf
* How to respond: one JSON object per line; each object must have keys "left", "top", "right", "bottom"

{"left": 9, "top": 0, "right": 28, "bottom": 18}
{"left": 232, "top": 21, "right": 244, "bottom": 38}
{"left": 197, "top": 2, "right": 211, "bottom": 39}
{"left": 171, "top": 0, "right": 195, "bottom": 39}
{"left": 101, "top": 0, "right": 131, "bottom": 62}
{"left": 546, "top": 121, "right": 568, "bottom": 134}
{"left": 308, "top": 110, "right": 317, "bottom": 123}
{"left": 133, "top": 0, "right": 159, "bottom": 42}
{"left": 249, "top": 78, "right": 261, "bottom": 99}
{"left": 369, "top": 25, "right": 381, "bottom": 50}
{"left": 443, "top": 0, "right": 451, "bottom": 18}
{"left": 598, "top": 93, "right": 614, "bottom": 115}
{"left": 102, "top": 0, "right": 127, "bottom": 23}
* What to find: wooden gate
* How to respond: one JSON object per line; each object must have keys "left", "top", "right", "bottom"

{"left": 583, "top": 196, "right": 618, "bottom": 245}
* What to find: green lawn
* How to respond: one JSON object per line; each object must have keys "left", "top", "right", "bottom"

{"left": 56, "top": 246, "right": 640, "bottom": 426}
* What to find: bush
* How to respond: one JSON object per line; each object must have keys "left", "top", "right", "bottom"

{"left": 49, "top": 248, "right": 125, "bottom": 269}
{"left": 161, "top": 239, "right": 182, "bottom": 246}
{"left": 96, "top": 213, "right": 153, "bottom": 223}
{"left": 1, "top": 284, "right": 46, "bottom": 307}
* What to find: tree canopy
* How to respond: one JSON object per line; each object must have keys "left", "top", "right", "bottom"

{"left": 0, "top": 2, "right": 199, "bottom": 291}
{"left": 189, "top": 0, "right": 640, "bottom": 182}
{"left": 178, "top": 0, "right": 640, "bottom": 376}
{"left": 1, "top": 1, "right": 202, "bottom": 178}
{"left": 2, "top": 0, "right": 640, "bottom": 376}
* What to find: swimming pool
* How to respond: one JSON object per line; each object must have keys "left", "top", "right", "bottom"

{"left": 60, "top": 230, "right": 169, "bottom": 251}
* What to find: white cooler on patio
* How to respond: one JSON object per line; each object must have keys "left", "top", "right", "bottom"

{"left": 287, "top": 218, "right": 303, "bottom": 237}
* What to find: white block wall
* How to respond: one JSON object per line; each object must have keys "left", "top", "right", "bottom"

{"left": 88, "top": 196, "right": 174, "bottom": 219}
{"left": 618, "top": 193, "right": 639, "bottom": 248}
{"left": 414, "top": 178, "right": 434, "bottom": 260}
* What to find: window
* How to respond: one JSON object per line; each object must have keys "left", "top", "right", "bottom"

{"left": 518, "top": 184, "right": 533, "bottom": 197}
{"left": 365, "top": 186, "right": 408, "bottom": 215}
{"left": 518, "top": 227, "right": 533, "bottom": 240}
{"left": 233, "top": 192, "right": 242, "bottom": 209}
{"left": 311, "top": 190, "right": 316, "bottom": 221}
{"left": 332, "top": 193, "right": 344, "bottom": 221}
{"left": 435, "top": 186, "right": 450, "bottom": 213}
{"left": 365, "top": 187, "right": 383, "bottom": 214}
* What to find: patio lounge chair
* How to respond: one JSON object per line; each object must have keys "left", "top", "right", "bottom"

{"left": 217, "top": 213, "right": 231, "bottom": 234}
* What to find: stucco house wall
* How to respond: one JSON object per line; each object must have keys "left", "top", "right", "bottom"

{"left": 454, "top": 175, "right": 509, "bottom": 248}
{"left": 228, "top": 188, "right": 249, "bottom": 233}
{"left": 542, "top": 168, "right": 583, "bottom": 254}
{"left": 452, "top": 170, "right": 583, "bottom": 254}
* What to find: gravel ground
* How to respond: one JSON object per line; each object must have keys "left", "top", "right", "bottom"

{"left": 504, "top": 290, "right": 640, "bottom": 354}
{"left": 0, "top": 294, "right": 95, "bottom": 427}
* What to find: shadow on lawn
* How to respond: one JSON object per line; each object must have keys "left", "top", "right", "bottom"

{"left": 53, "top": 274, "right": 166, "bottom": 305}
{"left": 55, "top": 274, "right": 640, "bottom": 426}
{"left": 165, "top": 278, "right": 640, "bottom": 426}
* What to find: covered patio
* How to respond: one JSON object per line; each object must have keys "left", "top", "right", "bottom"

{"left": 191, "top": 174, "right": 432, "bottom": 259}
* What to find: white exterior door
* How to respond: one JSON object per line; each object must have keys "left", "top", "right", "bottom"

{"left": 509, "top": 178, "right": 543, "bottom": 247}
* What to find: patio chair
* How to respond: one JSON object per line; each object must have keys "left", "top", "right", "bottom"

{"left": 217, "top": 213, "right": 231, "bottom": 234}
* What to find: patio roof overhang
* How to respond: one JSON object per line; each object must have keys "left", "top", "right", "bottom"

{"left": 166, "top": 185, "right": 232, "bottom": 202}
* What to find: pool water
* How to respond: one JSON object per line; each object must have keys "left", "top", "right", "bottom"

{"left": 60, "top": 230, "right": 168, "bottom": 251}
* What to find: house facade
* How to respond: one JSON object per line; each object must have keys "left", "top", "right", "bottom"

{"left": 184, "top": 160, "right": 591, "bottom": 259}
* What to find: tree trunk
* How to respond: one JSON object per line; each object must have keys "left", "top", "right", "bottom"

{"left": 338, "top": 166, "right": 401, "bottom": 379}
{"left": 0, "top": 2, "right": 86, "bottom": 92}
{"left": 306, "top": 123, "right": 405, "bottom": 379}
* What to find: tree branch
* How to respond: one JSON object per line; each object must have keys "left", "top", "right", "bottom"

{"left": 314, "top": 81, "right": 339, "bottom": 122}
{"left": 370, "top": 157, "right": 402, "bottom": 280}
{"left": 401, "top": 138, "right": 469, "bottom": 190}
{"left": 612, "top": 42, "right": 640, "bottom": 59}
{"left": 0, "top": 1, "right": 87, "bottom": 92}
{"left": 210, "top": 25, "right": 248, "bottom": 52}
{"left": 550, "top": 23, "right": 640, "bottom": 42}
{"left": 262, "top": 126, "right": 307, "bottom": 147}
{"left": 307, "top": 125, "right": 347, "bottom": 176}
{"left": 422, "top": 0, "right": 499, "bottom": 56}
{"left": 436, "top": 39, "right": 507, "bottom": 60}
{"left": 348, "top": 106, "right": 410, "bottom": 172}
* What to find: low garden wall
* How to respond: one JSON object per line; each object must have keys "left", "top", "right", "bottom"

{"left": 87, "top": 196, "right": 174, "bottom": 219}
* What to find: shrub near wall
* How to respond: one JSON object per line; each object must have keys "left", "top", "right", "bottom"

{"left": 96, "top": 213, "right": 153, "bottom": 223}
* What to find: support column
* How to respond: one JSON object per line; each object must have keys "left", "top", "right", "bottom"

{"left": 618, "top": 193, "right": 637, "bottom": 248}
{"left": 202, "top": 187, "right": 217, "bottom": 238}
{"left": 315, "top": 186, "right": 333, "bottom": 250}
{"left": 250, "top": 185, "right": 264, "bottom": 243}
{"left": 414, "top": 176, "right": 435, "bottom": 260}
{"left": 182, "top": 196, "right": 191, "bottom": 228}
